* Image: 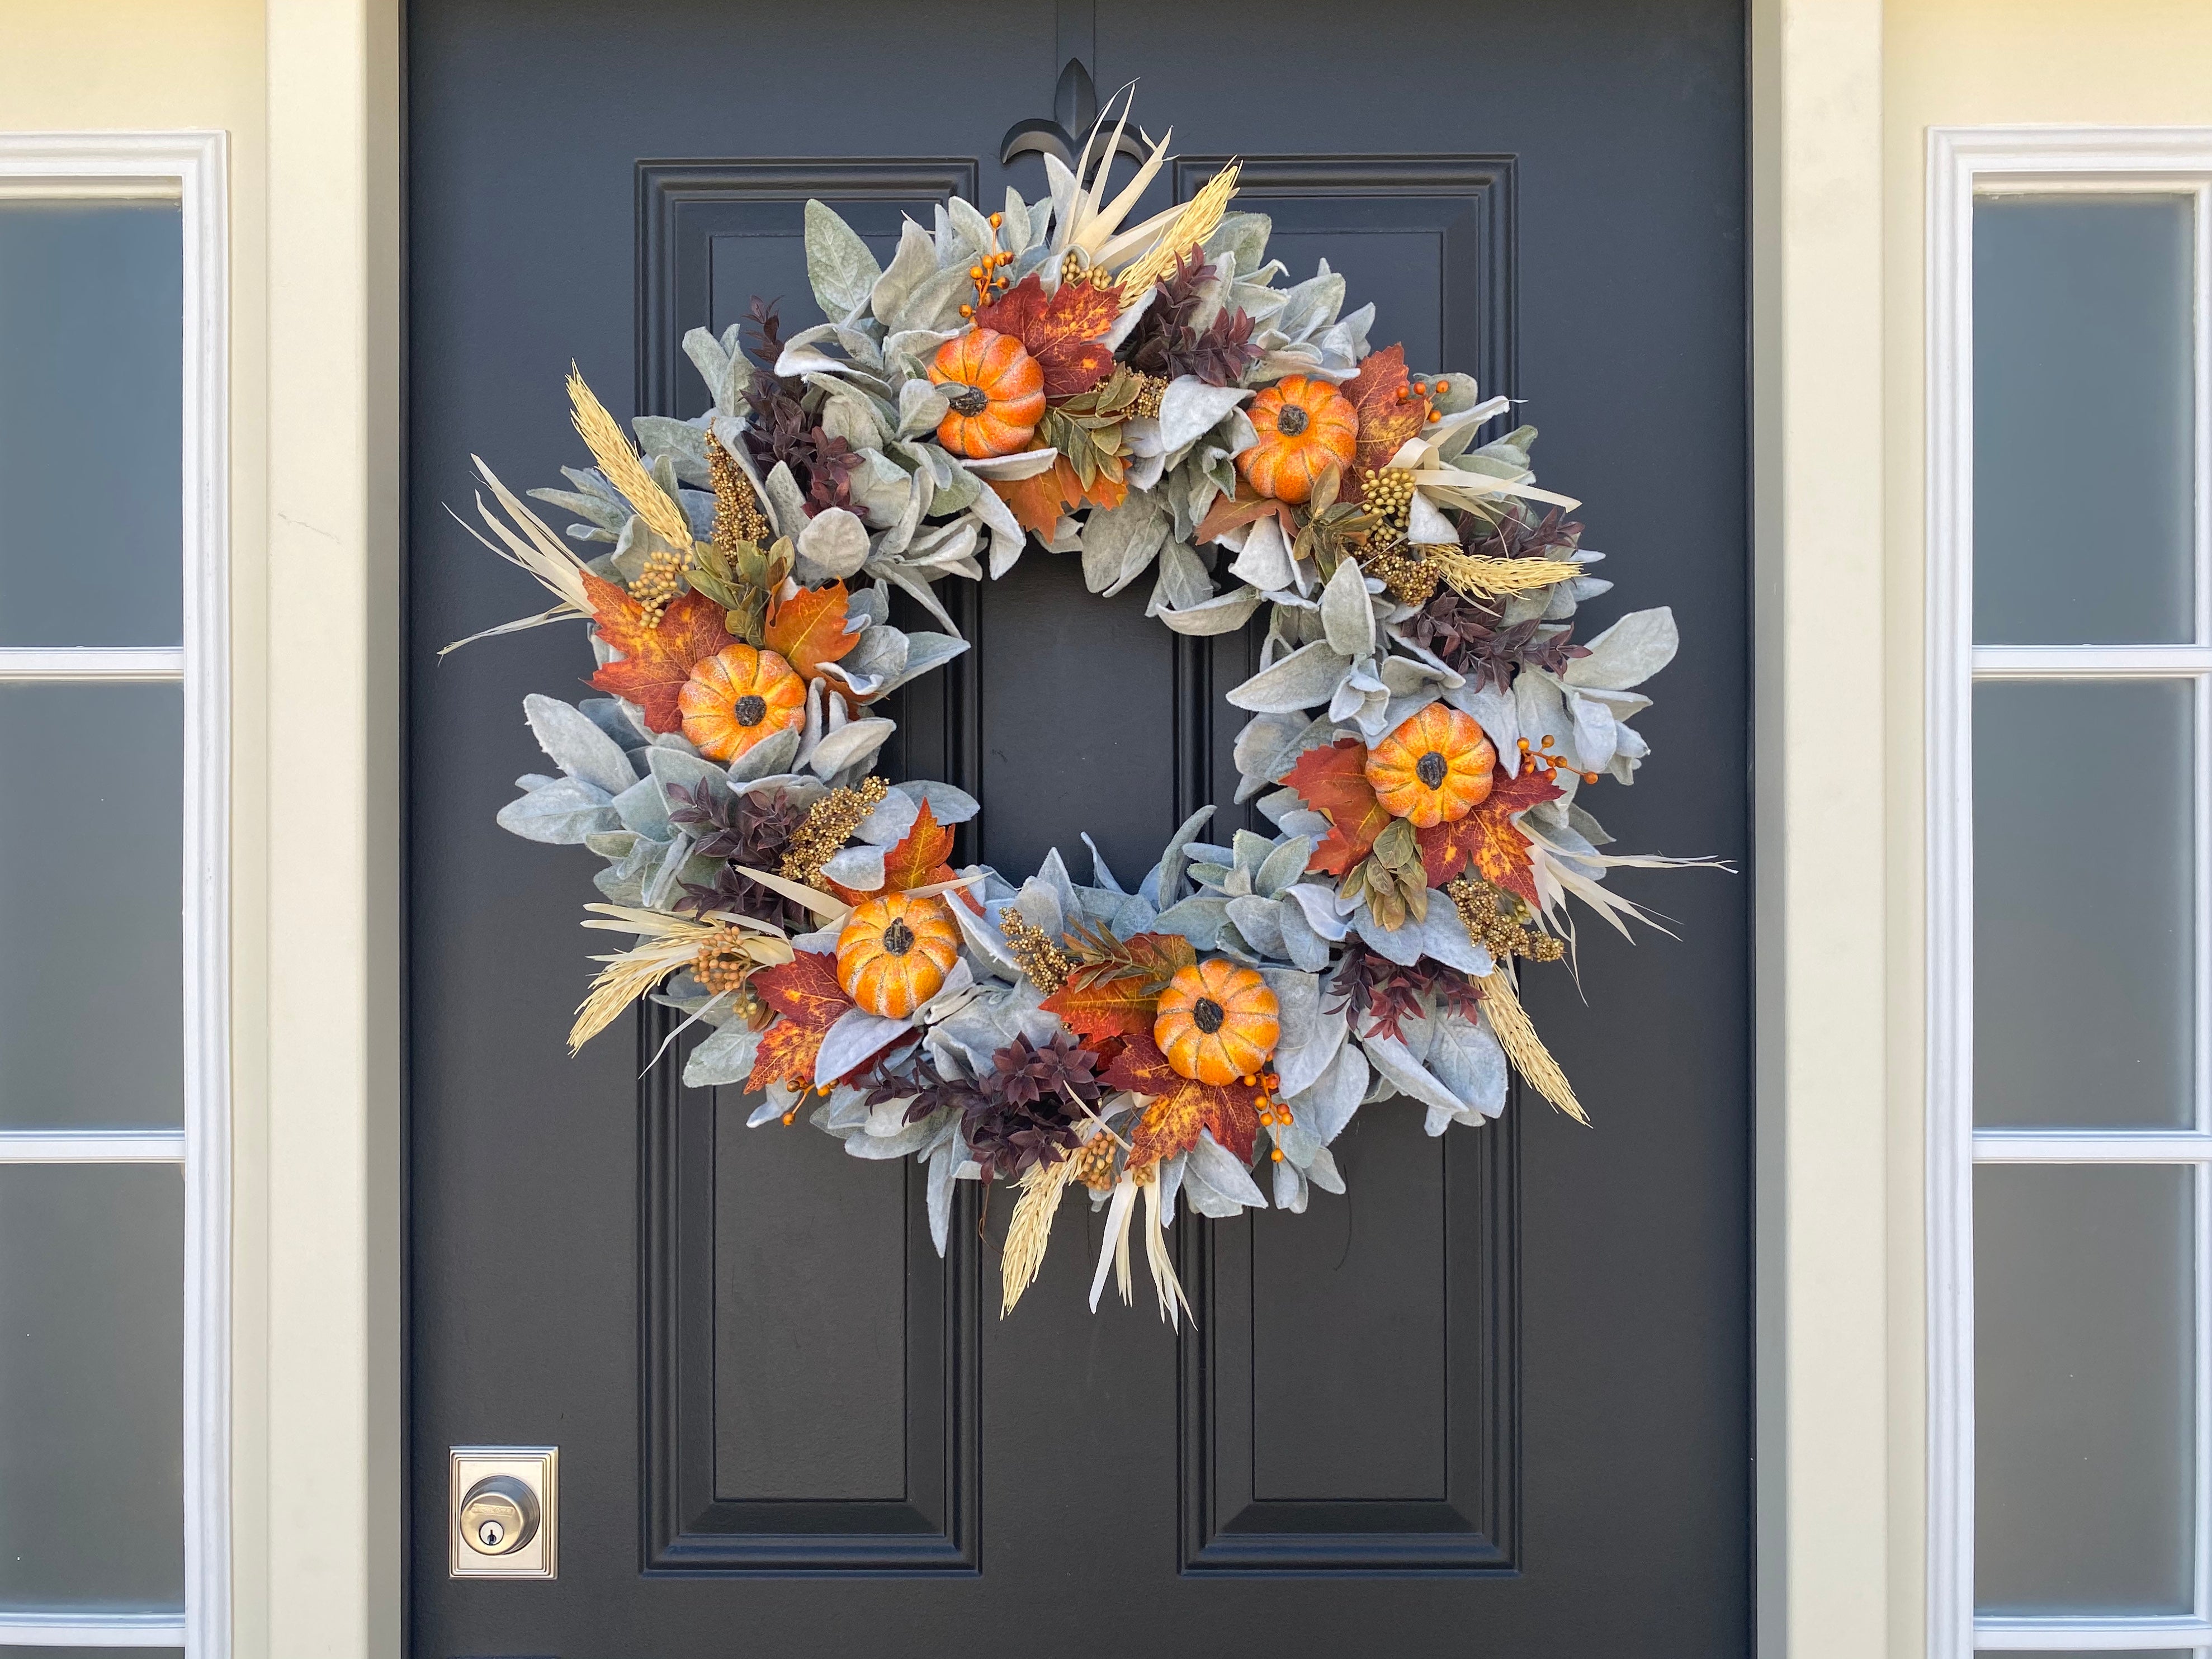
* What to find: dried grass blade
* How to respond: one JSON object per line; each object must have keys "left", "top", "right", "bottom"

{"left": 1116, "top": 162, "right": 1240, "bottom": 302}
{"left": 1000, "top": 1156, "right": 1076, "bottom": 1317}
{"left": 1426, "top": 550, "right": 1585, "bottom": 598}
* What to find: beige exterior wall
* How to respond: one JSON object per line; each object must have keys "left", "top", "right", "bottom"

{"left": 1883, "top": 4, "right": 2212, "bottom": 1655}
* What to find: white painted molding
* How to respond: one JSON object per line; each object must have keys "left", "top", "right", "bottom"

{"left": 1926, "top": 124, "right": 2212, "bottom": 1659}
{"left": 0, "top": 128, "right": 230, "bottom": 1659}
{"left": 0, "top": 1129, "right": 187, "bottom": 1162}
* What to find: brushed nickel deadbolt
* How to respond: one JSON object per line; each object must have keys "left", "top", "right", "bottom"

{"left": 448, "top": 1447, "right": 557, "bottom": 1579}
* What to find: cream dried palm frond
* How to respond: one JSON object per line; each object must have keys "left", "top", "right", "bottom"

{"left": 566, "top": 366, "right": 696, "bottom": 552}
{"left": 569, "top": 904, "right": 793, "bottom": 1054}
{"left": 1052, "top": 87, "right": 1174, "bottom": 265}
{"left": 1474, "top": 963, "right": 1587, "bottom": 1126}
{"left": 439, "top": 456, "right": 596, "bottom": 654}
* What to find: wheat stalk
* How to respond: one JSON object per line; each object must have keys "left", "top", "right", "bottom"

{"left": 1115, "top": 162, "right": 1240, "bottom": 303}
{"left": 1000, "top": 1155, "right": 1077, "bottom": 1317}
{"left": 1426, "top": 549, "right": 1584, "bottom": 598}
{"left": 566, "top": 366, "right": 696, "bottom": 551}
{"left": 569, "top": 905, "right": 790, "bottom": 1054}
{"left": 1478, "top": 963, "right": 1589, "bottom": 1126}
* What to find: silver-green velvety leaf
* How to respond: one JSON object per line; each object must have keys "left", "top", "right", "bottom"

{"left": 684, "top": 1023, "right": 763, "bottom": 1088}
{"left": 869, "top": 219, "right": 938, "bottom": 324}
{"left": 804, "top": 198, "right": 882, "bottom": 320}
{"left": 1227, "top": 640, "right": 1354, "bottom": 714}
{"left": 1562, "top": 606, "right": 1679, "bottom": 691}
{"left": 796, "top": 505, "right": 871, "bottom": 581}
{"left": 497, "top": 777, "right": 618, "bottom": 844}
{"left": 523, "top": 693, "right": 637, "bottom": 797}
{"left": 1320, "top": 557, "right": 1376, "bottom": 659}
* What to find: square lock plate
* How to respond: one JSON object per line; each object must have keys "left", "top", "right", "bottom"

{"left": 448, "top": 1446, "right": 557, "bottom": 1579}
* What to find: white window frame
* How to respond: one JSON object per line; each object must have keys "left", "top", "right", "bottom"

{"left": 1930, "top": 125, "right": 2212, "bottom": 1658}
{"left": 0, "top": 133, "right": 229, "bottom": 1654}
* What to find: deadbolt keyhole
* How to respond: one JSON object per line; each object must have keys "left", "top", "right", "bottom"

{"left": 457, "top": 1474, "right": 540, "bottom": 1557}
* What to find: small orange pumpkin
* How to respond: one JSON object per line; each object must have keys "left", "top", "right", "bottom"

{"left": 1237, "top": 375, "right": 1359, "bottom": 504}
{"left": 837, "top": 891, "right": 962, "bottom": 1018}
{"left": 1154, "top": 959, "right": 1280, "bottom": 1086}
{"left": 928, "top": 329, "right": 1046, "bottom": 458}
{"left": 678, "top": 643, "right": 806, "bottom": 762}
{"left": 1364, "top": 704, "right": 1497, "bottom": 829}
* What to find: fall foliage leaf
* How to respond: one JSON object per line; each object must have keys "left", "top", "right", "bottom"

{"left": 989, "top": 452, "right": 1129, "bottom": 537}
{"left": 973, "top": 273, "right": 1118, "bottom": 399}
{"left": 1416, "top": 767, "right": 1562, "bottom": 900}
{"left": 1193, "top": 486, "right": 1297, "bottom": 549}
{"left": 1340, "top": 342, "right": 1429, "bottom": 491}
{"left": 1041, "top": 975, "right": 1159, "bottom": 1041}
{"left": 1101, "top": 1029, "right": 1264, "bottom": 1168}
{"left": 585, "top": 577, "right": 735, "bottom": 734}
{"left": 744, "top": 1017, "right": 825, "bottom": 1093}
{"left": 750, "top": 950, "right": 852, "bottom": 1032}
{"left": 762, "top": 580, "right": 858, "bottom": 680}
{"left": 1283, "top": 738, "right": 1393, "bottom": 876}
{"left": 881, "top": 801, "right": 955, "bottom": 893}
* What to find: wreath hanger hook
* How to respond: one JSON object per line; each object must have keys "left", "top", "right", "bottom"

{"left": 999, "top": 59, "right": 1148, "bottom": 169}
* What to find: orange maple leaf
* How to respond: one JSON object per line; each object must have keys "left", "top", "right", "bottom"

{"left": 973, "top": 273, "right": 1118, "bottom": 398}
{"left": 1282, "top": 738, "right": 1393, "bottom": 876}
{"left": 750, "top": 950, "right": 852, "bottom": 1031}
{"left": 989, "top": 452, "right": 1129, "bottom": 538}
{"left": 585, "top": 576, "right": 735, "bottom": 734}
{"left": 762, "top": 580, "right": 858, "bottom": 681}
{"left": 881, "top": 801, "right": 955, "bottom": 892}
{"left": 1416, "top": 767, "right": 1562, "bottom": 900}
{"left": 1340, "top": 343, "right": 1429, "bottom": 497}
{"left": 1041, "top": 974, "right": 1159, "bottom": 1041}
{"left": 1100, "top": 1029, "right": 1264, "bottom": 1168}
{"left": 1193, "top": 487, "right": 1296, "bottom": 549}
{"left": 744, "top": 1017, "right": 826, "bottom": 1093}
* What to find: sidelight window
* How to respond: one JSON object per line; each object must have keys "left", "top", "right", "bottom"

{"left": 0, "top": 135, "right": 227, "bottom": 1656}
{"left": 1931, "top": 129, "right": 2212, "bottom": 1657}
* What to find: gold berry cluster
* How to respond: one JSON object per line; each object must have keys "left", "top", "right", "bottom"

{"left": 778, "top": 776, "right": 890, "bottom": 890}
{"left": 1358, "top": 533, "right": 1441, "bottom": 607}
{"left": 999, "top": 909, "right": 1074, "bottom": 994}
{"left": 1071, "top": 1131, "right": 1121, "bottom": 1192}
{"left": 1362, "top": 466, "right": 1417, "bottom": 527}
{"left": 628, "top": 546, "right": 687, "bottom": 623}
{"left": 692, "top": 930, "right": 756, "bottom": 995}
{"left": 1446, "top": 875, "right": 1566, "bottom": 964}
{"left": 1128, "top": 373, "right": 1169, "bottom": 422}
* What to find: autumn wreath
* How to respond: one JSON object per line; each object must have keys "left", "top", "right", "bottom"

{"left": 452, "top": 105, "right": 1696, "bottom": 1322}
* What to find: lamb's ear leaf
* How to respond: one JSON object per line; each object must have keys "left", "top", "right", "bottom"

{"left": 803, "top": 199, "right": 882, "bottom": 320}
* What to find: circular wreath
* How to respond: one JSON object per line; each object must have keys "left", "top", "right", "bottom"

{"left": 453, "top": 121, "right": 1694, "bottom": 1322}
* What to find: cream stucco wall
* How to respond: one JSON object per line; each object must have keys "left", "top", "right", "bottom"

{"left": 1883, "top": 6, "right": 2212, "bottom": 1656}
{"left": 0, "top": 6, "right": 280, "bottom": 1656}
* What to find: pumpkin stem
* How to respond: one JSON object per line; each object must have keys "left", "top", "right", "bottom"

{"left": 1416, "top": 750, "right": 1448, "bottom": 788}
{"left": 1192, "top": 997, "right": 1225, "bottom": 1034}
{"left": 1275, "top": 404, "right": 1309, "bottom": 436}
{"left": 882, "top": 919, "right": 916, "bottom": 956}
{"left": 734, "top": 693, "right": 767, "bottom": 728}
{"left": 947, "top": 384, "right": 989, "bottom": 417}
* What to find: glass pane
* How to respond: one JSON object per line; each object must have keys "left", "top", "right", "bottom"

{"left": 1974, "top": 195, "right": 2195, "bottom": 645}
{"left": 0, "top": 201, "right": 182, "bottom": 646}
{"left": 1975, "top": 1163, "right": 2194, "bottom": 1614}
{"left": 1974, "top": 680, "right": 2194, "bottom": 1127}
{"left": 0, "top": 683, "right": 182, "bottom": 1127}
{"left": 0, "top": 1164, "right": 183, "bottom": 1610}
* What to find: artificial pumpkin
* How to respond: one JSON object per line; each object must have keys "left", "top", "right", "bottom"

{"left": 837, "top": 891, "right": 962, "bottom": 1019}
{"left": 929, "top": 329, "right": 1046, "bottom": 458}
{"left": 677, "top": 643, "right": 806, "bottom": 763}
{"left": 1237, "top": 375, "right": 1358, "bottom": 504}
{"left": 1365, "top": 703, "right": 1497, "bottom": 829}
{"left": 1154, "top": 958, "right": 1280, "bottom": 1086}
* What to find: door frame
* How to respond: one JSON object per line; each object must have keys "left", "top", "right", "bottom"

{"left": 243, "top": 2, "right": 1891, "bottom": 1655}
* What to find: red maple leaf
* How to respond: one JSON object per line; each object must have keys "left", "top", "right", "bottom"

{"left": 744, "top": 1017, "right": 826, "bottom": 1093}
{"left": 973, "top": 273, "right": 1119, "bottom": 398}
{"left": 1282, "top": 738, "right": 1393, "bottom": 876}
{"left": 1193, "top": 486, "right": 1297, "bottom": 549}
{"left": 762, "top": 580, "right": 858, "bottom": 680}
{"left": 1416, "top": 766, "right": 1562, "bottom": 899}
{"left": 1100, "top": 1029, "right": 1265, "bottom": 1168}
{"left": 585, "top": 576, "right": 734, "bottom": 734}
{"left": 989, "top": 452, "right": 1129, "bottom": 537}
{"left": 1339, "top": 342, "right": 1429, "bottom": 495}
{"left": 749, "top": 950, "right": 851, "bottom": 1031}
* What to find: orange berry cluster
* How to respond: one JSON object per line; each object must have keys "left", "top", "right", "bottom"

{"left": 1516, "top": 734, "right": 1601, "bottom": 787}
{"left": 958, "top": 212, "right": 1016, "bottom": 319}
{"left": 1249, "top": 1071, "right": 1291, "bottom": 1162}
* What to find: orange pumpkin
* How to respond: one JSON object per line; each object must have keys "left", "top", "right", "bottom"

{"left": 1364, "top": 704, "right": 1497, "bottom": 829}
{"left": 1237, "top": 375, "right": 1358, "bottom": 504}
{"left": 678, "top": 643, "right": 806, "bottom": 762}
{"left": 1154, "top": 959, "right": 1280, "bottom": 1086}
{"left": 837, "top": 891, "right": 962, "bottom": 1018}
{"left": 928, "top": 329, "right": 1046, "bottom": 458}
